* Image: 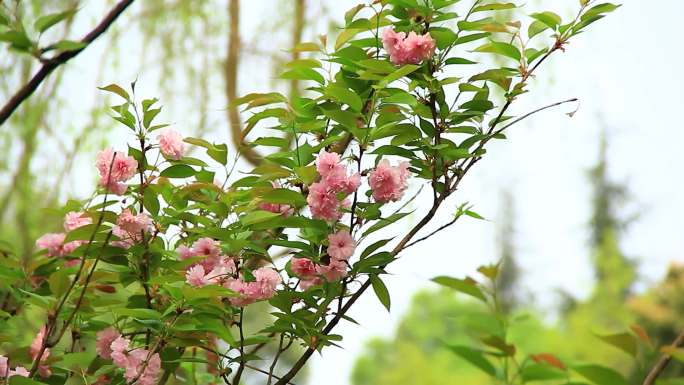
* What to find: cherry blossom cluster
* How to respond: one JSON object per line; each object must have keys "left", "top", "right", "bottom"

{"left": 112, "top": 209, "right": 152, "bottom": 248}
{"left": 95, "top": 148, "right": 138, "bottom": 195}
{"left": 179, "top": 238, "right": 281, "bottom": 307}
{"left": 180, "top": 237, "right": 236, "bottom": 287}
{"left": 307, "top": 151, "right": 361, "bottom": 221}
{"left": 157, "top": 129, "right": 185, "bottom": 160}
{"left": 35, "top": 211, "right": 92, "bottom": 265}
{"left": 368, "top": 159, "right": 410, "bottom": 203}
{"left": 381, "top": 28, "right": 436, "bottom": 65}
{"left": 96, "top": 328, "right": 161, "bottom": 385}
{"left": 291, "top": 230, "right": 356, "bottom": 289}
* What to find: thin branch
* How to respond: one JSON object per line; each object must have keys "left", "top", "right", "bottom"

{"left": 403, "top": 212, "right": 464, "bottom": 250}
{"left": 0, "top": 0, "right": 135, "bottom": 126}
{"left": 493, "top": 98, "right": 578, "bottom": 136}
{"left": 244, "top": 364, "right": 297, "bottom": 385}
{"left": 643, "top": 327, "right": 684, "bottom": 385}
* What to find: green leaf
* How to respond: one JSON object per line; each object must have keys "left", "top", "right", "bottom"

{"left": 53, "top": 40, "right": 86, "bottom": 51}
{"left": 595, "top": 332, "right": 638, "bottom": 357}
{"left": 363, "top": 212, "right": 412, "bottom": 237}
{"left": 528, "top": 20, "right": 550, "bottom": 38}
{"left": 240, "top": 210, "right": 282, "bottom": 226}
{"left": 429, "top": 27, "right": 458, "bottom": 49}
{"left": 116, "top": 308, "right": 163, "bottom": 320}
{"left": 143, "top": 107, "right": 161, "bottom": 128}
{"left": 431, "top": 276, "right": 486, "bottom": 301}
{"left": 445, "top": 57, "right": 477, "bottom": 65}
{"left": 261, "top": 188, "right": 306, "bottom": 208}
{"left": 9, "top": 377, "right": 47, "bottom": 385}
{"left": 160, "top": 164, "right": 195, "bottom": 178}
{"left": 326, "top": 85, "right": 363, "bottom": 112}
{"left": 0, "top": 10, "right": 8, "bottom": 26}
{"left": 0, "top": 30, "right": 32, "bottom": 50}
{"left": 360, "top": 238, "right": 393, "bottom": 259}
{"left": 582, "top": 3, "right": 620, "bottom": 20}
{"left": 446, "top": 345, "right": 497, "bottom": 376}
{"left": 530, "top": 11, "right": 562, "bottom": 29}
{"left": 521, "top": 363, "right": 566, "bottom": 382}
{"left": 49, "top": 269, "right": 70, "bottom": 297}
{"left": 474, "top": 41, "right": 521, "bottom": 61}
{"left": 572, "top": 364, "right": 628, "bottom": 385}
{"left": 98, "top": 84, "right": 130, "bottom": 101}
{"left": 378, "top": 64, "right": 421, "bottom": 87}
{"left": 58, "top": 352, "right": 96, "bottom": 370}
{"left": 35, "top": 10, "right": 76, "bottom": 33}
{"left": 280, "top": 68, "right": 325, "bottom": 85}
{"left": 370, "top": 274, "right": 391, "bottom": 311}
{"left": 473, "top": 3, "right": 517, "bottom": 13}
{"left": 335, "top": 28, "right": 361, "bottom": 50}
{"left": 143, "top": 189, "right": 160, "bottom": 216}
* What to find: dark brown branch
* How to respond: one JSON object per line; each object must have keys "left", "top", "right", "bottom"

{"left": 0, "top": 0, "right": 135, "bottom": 126}
{"left": 643, "top": 327, "right": 684, "bottom": 385}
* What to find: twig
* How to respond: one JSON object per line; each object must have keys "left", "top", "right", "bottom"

{"left": 403, "top": 212, "right": 464, "bottom": 250}
{"left": 244, "top": 364, "right": 297, "bottom": 385}
{"left": 0, "top": 0, "right": 135, "bottom": 126}
{"left": 493, "top": 98, "right": 579, "bottom": 136}
{"left": 643, "top": 327, "right": 684, "bottom": 385}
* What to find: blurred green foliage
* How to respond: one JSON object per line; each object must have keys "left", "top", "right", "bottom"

{"left": 352, "top": 133, "right": 682, "bottom": 384}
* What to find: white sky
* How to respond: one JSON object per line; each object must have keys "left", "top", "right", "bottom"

{"left": 10, "top": 1, "right": 684, "bottom": 384}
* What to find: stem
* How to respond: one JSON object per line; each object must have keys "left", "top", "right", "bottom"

{"left": 643, "top": 327, "right": 684, "bottom": 385}
{"left": 231, "top": 309, "right": 246, "bottom": 385}
{"left": 267, "top": 334, "right": 286, "bottom": 385}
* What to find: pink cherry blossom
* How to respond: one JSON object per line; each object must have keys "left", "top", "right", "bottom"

{"left": 259, "top": 201, "right": 294, "bottom": 217}
{"left": 255, "top": 267, "right": 281, "bottom": 288}
{"left": 225, "top": 267, "right": 281, "bottom": 306}
{"left": 96, "top": 148, "right": 137, "bottom": 194}
{"left": 307, "top": 182, "right": 342, "bottom": 221}
{"left": 368, "top": 159, "right": 410, "bottom": 203}
{"left": 316, "top": 259, "right": 348, "bottom": 282}
{"left": 186, "top": 265, "right": 210, "bottom": 287}
{"left": 110, "top": 336, "right": 130, "bottom": 368}
{"left": 158, "top": 129, "right": 184, "bottom": 160}
{"left": 315, "top": 150, "right": 341, "bottom": 177}
{"left": 291, "top": 258, "right": 317, "bottom": 279}
{"left": 327, "top": 231, "right": 355, "bottom": 261}
{"left": 30, "top": 327, "right": 51, "bottom": 378}
{"left": 96, "top": 327, "right": 121, "bottom": 360}
{"left": 36, "top": 233, "right": 67, "bottom": 257}
{"left": 117, "top": 209, "right": 152, "bottom": 235}
{"left": 191, "top": 237, "right": 220, "bottom": 258}
{"left": 0, "top": 356, "right": 7, "bottom": 377}
{"left": 8, "top": 367, "right": 29, "bottom": 378}
{"left": 176, "top": 245, "right": 194, "bottom": 260}
{"left": 206, "top": 257, "right": 236, "bottom": 283}
{"left": 382, "top": 28, "right": 436, "bottom": 65}
{"left": 63, "top": 211, "right": 92, "bottom": 232}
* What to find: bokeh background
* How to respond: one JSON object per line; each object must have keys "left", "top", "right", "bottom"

{"left": 1, "top": 1, "right": 683, "bottom": 384}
